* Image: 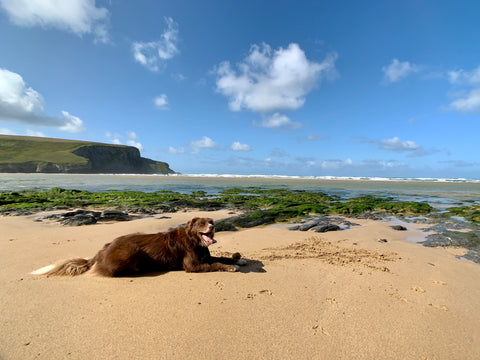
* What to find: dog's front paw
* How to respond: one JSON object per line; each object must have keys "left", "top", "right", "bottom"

{"left": 235, "top": 258, "right": 248, "bottom": 266}
{"left": 228, "top": 265, "right": 240, "bottom": 272}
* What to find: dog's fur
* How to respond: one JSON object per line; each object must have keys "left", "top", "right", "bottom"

{"left": 32, "top": 217, "right": 246, "bottom": 277}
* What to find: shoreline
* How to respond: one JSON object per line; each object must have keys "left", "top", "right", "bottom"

{"left": 1, "top": 209, "right": 479, "bottom": 359}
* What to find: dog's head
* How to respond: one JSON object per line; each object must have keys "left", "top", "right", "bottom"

{"left": 186, "top": 217, "right": 216, "bottom": 247}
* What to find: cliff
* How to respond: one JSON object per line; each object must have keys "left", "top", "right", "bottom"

{"left": 0, "top": 135, "right": 176, "bottom": 174}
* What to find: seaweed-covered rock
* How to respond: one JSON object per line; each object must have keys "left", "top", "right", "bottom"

{"left": 61, "top": 214, "right": 97, "bottom": 226}
{"left": 100, "top": 210, "right": 130, "bottom": 221}
{"left": 421, "top": 231, "right": 480, "bottom": 248}
{"left": 461, "top": 249, "right": 480, "bottom": 263}
{"left": 313, "top": 224, "right": 341, "bottom": 233}
{"left": 214, "top": 220, "right": 238, "bottom": 232}
{"left": 215, "top": 212, "right": 277, "bottom": 231}
{"left": 288, "top": 216, "right": 357, "bottom": 233}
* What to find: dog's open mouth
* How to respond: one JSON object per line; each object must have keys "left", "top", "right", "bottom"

{"left": 200, "top": 231, "right": 216, "bottom": 246}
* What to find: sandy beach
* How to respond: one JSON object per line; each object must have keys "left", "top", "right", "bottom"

{"left": 1, "top": 210, "right": 479, "bottom": 360}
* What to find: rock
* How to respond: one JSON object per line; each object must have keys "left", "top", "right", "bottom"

{"left": 0, "top": 135, "right": 176, "bottom": 174}
{"left": 390, "top": 225, "right": 407, "bottom": 231}
{"left": 422, "top": 231, "right": 480, "bottom": 248}
{"left": 354, "top": 212, "right": 386, "bottom": 221}
{"left": 313, "top": 224, "right": 341, "bottom": 233}
{"left": 461, "top": 249, "right": 480, "bottom": 263}
{"left": 62, "top": 209, "right": 101, "bottom": 218}
{"left": 61, "top": 214, "right": 97, "bottom": 226}
{"left": 299, "top": 220, "right": 321, "bottom": 231}
{"left": 377, "top": 238, "right": 388, "bottom": 243}
{"left": 100, "top": 210, "right": 130, "bottom": 221}
{"left": 214, "top": 221, "right": 238, "bottom": 232}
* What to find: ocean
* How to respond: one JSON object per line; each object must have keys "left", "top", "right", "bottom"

{"left": 1, "top": 173, "right": 479, "bottom": 210}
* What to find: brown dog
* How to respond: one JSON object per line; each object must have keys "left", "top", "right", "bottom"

{"left": 31, "top": 217, "right": 246, "bottom": 277}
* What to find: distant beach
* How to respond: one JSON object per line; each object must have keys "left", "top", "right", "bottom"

{"left": 1, "top": 173, "right": 479, "bottom": 209}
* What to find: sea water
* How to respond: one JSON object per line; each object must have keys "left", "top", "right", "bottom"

{"left": 0, "top": 173, "right": 479, "bottom": 209}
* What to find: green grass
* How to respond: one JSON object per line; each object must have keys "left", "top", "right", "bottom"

{"left": 0, "top": 135, "right": 113, "bottom": 166}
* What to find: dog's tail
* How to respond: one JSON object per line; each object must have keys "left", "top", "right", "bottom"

{"left": 31, "top": 258, "right": 94, "bottom": 276}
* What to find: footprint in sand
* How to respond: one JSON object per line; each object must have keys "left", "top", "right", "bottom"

{"left": 429, "top": 303, "right": 448, "bottom": 311}
{"left": 259, "top": 289, "right": 273, "bottom": 295}
{"left": 245, "top": 289, "right": 273, "bottom": 300}
{"left": 312, "top": 324, "right": 331, "bottom": 336}
{"left": 214, "top": 281, "right": 225, "bottom": 290}
{"left": 410, "top": 286, "right": 426, "bottom": 293}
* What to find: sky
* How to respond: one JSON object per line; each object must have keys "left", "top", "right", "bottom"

{"left": 0, "top": 0, "right": 479, "bottom": 179}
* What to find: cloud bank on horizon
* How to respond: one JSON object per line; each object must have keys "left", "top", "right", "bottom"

{"left": 0, "top": 1, "right": 479, "bottom": 178}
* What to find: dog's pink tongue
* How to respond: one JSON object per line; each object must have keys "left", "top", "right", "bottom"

{"left": 202, "top": 234, "right": 214, "bottom": 246}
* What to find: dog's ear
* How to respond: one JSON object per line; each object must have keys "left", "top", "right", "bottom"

{"left": 185, "top": 217, "right": 200, "bottom": 234}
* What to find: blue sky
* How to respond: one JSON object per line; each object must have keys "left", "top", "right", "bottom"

{"left": 0, "top": 0, "right": 479, "bottom": 178}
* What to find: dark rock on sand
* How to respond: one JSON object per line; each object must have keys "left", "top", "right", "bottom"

{"left": 41, "top": 209, "right": 134, "bottom": 226}
{"left": 214, "top": 220, "right": 238, "bottom": 232}
{"left": 313, "top": 224, "right": 341, "bottom": 233}
{"left": 288, "top": 216, "right": 358, "bottom": 233}
{"left": 61, "top": 214, "right": 97, "bottom": 226}
{"left": 100, "top": 210, "right": 130, "bottom": 221}
{"left": 421, "top": 231, "right": 480, "bottom": 248}
{"left": 461, "top": 249, "right": 480, "bottom": 263}
{"left": 390, "top": 225, "right": 407, "bottom": 231}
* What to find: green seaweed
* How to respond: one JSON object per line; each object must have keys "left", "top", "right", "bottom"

{"left": 445, "top": 205, "right": 480, "bottom": 224}
{"left": 0, "top": 188, "right": 435, "bottom": 224}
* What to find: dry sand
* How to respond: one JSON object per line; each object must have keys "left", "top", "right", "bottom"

{"left": 1, "top": 210, "right": 479, "bottom": 360}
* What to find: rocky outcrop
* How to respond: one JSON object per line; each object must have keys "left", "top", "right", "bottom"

{"left": 71, "top": 145, "right": 175, "bottom": 174}
{"left": 0, "top": 141, "right": 176, "bottom": 174}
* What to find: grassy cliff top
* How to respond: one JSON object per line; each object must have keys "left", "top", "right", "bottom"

{"left": 0, "top": 135, "right": 128, "bottom": 165}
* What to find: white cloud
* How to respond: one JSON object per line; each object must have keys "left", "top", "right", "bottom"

{"left": 297, "top": 133, "right": 325, "bottom": 142}
{"left": 257, "top": 113, "right": 302, "bottom": 129}
{"left": 449, "top": 88, "right": 480, "bottom": 113}
{"left": 0, "top": 127, "right": 16, "bottom": 135}
{"left": 127, "top": 139, "right": 143, "bottom": 151}
{"left": 446, "top": 64, "right": 480, "bottom": 114}
{"left": 0, "top": 68, "right": 85, "bottom": 132}
{"left": 26, "top": 129, "right": 45, "bottom": 137}
{"left": 132, "top": 17, "right": 179, "bottom": 72}
{"left": 105, "top": 131, "right": 143, "bottom": 150}
{"left": 167, "top": 146, "right": 185, "bottom": 154}
{"left": 378, "top": 137, "right": 421, "bottom": 151}
{"left": 382, "top": 59, "right": 418, "bottom": 83}
{"left": 127, "top": 131, "right": 138, "bottom": 140}
{"left": 448, "top": 65, "right": 480, "bottom": 85}
{"left": 215, "top": 42, "right": 337, "bottom": 127}
{"left": 106, "top": 131, "right": 121, "bottom": 144}
{"left": 321, "top": 158, "right": 353, "bottom": 169}
{"left": 154, "top": 94, "right": 169, "bottom": 110}
{"left": 125, "top": 131, "right": 143, "bottom": 150}
{"left": 0, "top": 0, "right": 110, "bottom": 43}
{"left": 189, "top": 136, "right": 217, "bottom": 153}
{"left": 231, "top": 141, "right": 250, "bottom": 152}
{"left": 59, "top": 111, "right": 85, "bottom": 132}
